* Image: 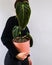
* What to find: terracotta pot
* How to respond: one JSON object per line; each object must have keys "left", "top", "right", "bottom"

{"left": 13, "top": 40, "right": 30, "bottom": 54}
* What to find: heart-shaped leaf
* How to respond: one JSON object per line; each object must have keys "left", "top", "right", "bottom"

{"left": 16, "top": 1, "right": 31, "bottom": 30}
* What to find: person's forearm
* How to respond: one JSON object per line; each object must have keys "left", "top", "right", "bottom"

{"left": 28, "top": 57, "right": 32, "bottom": 65}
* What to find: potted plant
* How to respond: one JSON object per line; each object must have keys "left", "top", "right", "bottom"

{"left": 12, "top": 1, "right": 31, "bottom": 55}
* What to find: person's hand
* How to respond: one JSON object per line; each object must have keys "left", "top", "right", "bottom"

{"left": 16, "top": 52, "right": 28, "bottom": 60}
{"left": 28, "top": 57, "right": 32, "bottom": 65}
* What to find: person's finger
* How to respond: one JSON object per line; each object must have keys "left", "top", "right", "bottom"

{"left": 24, "top": 52, "right": 28, "bottom": 55}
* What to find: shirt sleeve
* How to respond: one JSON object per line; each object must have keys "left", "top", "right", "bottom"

{"left": 1, "top": 17, "right": 20, "bottom": 57}
{"left": 25, "top": 27, "right": 33, "bottom": 47}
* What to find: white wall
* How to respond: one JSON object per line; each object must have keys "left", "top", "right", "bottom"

{"left": 0, "top": 0, "right": 16, "bottom": 65}
{"left": 0, "top": 0, "right": 52, "bottom": 65}
{"left": 29, "top": 0, "right": 52, "bottom": 65}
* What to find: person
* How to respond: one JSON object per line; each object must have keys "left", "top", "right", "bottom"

{"left": 1, "top": 0, "right": 33, "bottom": 65}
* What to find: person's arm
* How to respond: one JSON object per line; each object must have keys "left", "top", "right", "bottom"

{"left": 1, "top": 17, "right": 19, "bottom": 57}
{"left": 28, "top": 57, "right": 32, "bottom": 65}
{"left": 26, "top": 27, "right": 33, "bottom": 65}
{"left": 21, "top": 26, "right": 33, "bottom": 58}
{"left": 25, "top": 27, "right": 33, "bottom": 47}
